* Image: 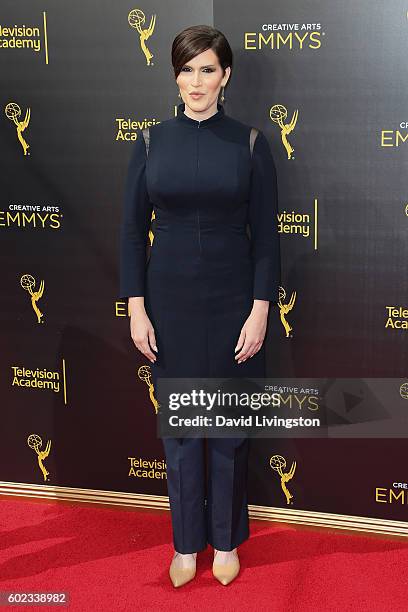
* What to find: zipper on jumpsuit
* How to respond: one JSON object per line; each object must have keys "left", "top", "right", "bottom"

{"left": 196, "top": 119, "right": 210, "bottom": 376}
{"left": 196, "top": 121, "right": 202, "bottom": 254}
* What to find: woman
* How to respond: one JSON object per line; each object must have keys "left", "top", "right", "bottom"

{"left": 119, "top": 25, "right": 281, "bottom": 587}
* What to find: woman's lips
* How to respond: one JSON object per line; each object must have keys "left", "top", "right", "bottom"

{"left": 190, "top": 93, "right": 204, "bottom": 98}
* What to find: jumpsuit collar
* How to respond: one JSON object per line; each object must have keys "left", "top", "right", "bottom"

{"left": 176, "top": 101, "right": 225, "bottom": 127}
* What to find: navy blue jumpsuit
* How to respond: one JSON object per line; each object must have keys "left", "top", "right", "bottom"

{"left": 119, "top": 101, "right": 281, "bottom": 553}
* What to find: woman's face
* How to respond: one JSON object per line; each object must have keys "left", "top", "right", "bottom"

{"left": 176, "top": 48, "right": 230, "bottom": 115}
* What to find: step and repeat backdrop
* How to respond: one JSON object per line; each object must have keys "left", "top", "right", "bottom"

{"left": 1, "top": 1, "right": 407, "bottom": 532}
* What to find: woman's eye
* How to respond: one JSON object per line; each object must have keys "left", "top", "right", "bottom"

{"left": 181, "top": 67, "right": 214, "bottom": 73}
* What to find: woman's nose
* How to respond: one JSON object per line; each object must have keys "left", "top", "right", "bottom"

{"left": 191, "top": 72, "right": 202, "bottom": 86}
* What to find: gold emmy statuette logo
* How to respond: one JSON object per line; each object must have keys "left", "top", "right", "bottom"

{"left": 138, "top": 365, "right": 160, "bottom": 413}
{"left": 269, "top": 104, "right": 298, "bottom": 160}
{"left": 270, "top": 454, "right": 296, "bottom": 504}
{"left": 405, "top": 203, "right": 408, "bottom": 217}
{"left": 128, "top": 8, "right": 156, "bottom": 66}
{"left": 20, "top": 274, "right": 44, "bottom": 323}
{"left": 400, "top": 382, "right": 408, "bottom": 400}
{"left": 27, "top": 433, "right": 51, "bottom": 481}
{"left": 148, "top": 210, "right": 156, "bottom": 246}
{"left": 278, "top": 286, "right": 296, "bottom": 338}
{"left": 5, "top": 102, "right": 31, "bottom": 155}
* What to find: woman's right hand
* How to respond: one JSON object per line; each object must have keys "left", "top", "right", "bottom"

{"left": 128, "top": 298, "right": 158, "bottom": 363}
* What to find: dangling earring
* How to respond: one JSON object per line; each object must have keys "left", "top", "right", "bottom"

{"left": 178, "top": 90, "right": 181, "bottom": 98}
{"left": 220, "top": 86, "right": 225, "bottom": 103}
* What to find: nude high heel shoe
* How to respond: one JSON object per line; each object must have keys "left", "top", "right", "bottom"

{"left": 212, "top": 548, "right": 240, "bottom": 585}
{"left": 169, "top": 551, "right": 197, "bottom": 587}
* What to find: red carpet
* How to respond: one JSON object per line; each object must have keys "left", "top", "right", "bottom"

{"left": 0, "top": 498, "right": 407, "bottom": 611}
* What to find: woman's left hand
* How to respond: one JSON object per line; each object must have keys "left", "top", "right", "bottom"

{"left": 234, "top": 300, "right": 270, "bottom": 363}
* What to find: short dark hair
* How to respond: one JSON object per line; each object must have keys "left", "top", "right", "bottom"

{"left": 172, "top": 25, "right": 233, "bottom": 85}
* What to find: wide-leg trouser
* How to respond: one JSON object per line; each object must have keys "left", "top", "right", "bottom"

{"left": 162, "top": 436, "right": 250, "bottom": 553}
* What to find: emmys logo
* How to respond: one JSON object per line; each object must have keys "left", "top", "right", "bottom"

{"left": 27, "top": 433, "right": 51, "bottom": 481}
{"left": 269, "top": 454, "right": 296, "bottom": 504}
{"left": 244, "top": 24, "right": 323, "bottom": 51}
{"left": 138, "top": 365, "right": 160, "bottom": 413}
{"left": 269, "top": 104, "right": 298, "bottom": 160}
{"left": 0, "top": 203, "right": 62, "bottom": 230}
{"left": 376, "top": 482, "right": 408, "bottom": 506}
{"left": 385, "top": 305, "right": 408, "bottom": 330}
{"left": 20, "top": 274, "right": 44, "bottom": 323}
{"left": 400, "top": 382, "right": 408, "bottom": 400}
{"left": 405, "top": 203, "right": 408, "bottom": 217}
{"left": 381, "top": 122, "right": 408, "bottom": 147}
{"left": 5, "top": 102, "right": 31, "bottom": 155}
{"left": 128, "top": 8, "right": 156, "bottom": 66}
{"left": 278, "top": 286, "right": 296, "bottom": 338}
{"left": 128, "top": 456, "right": 166, "bottom": 479}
